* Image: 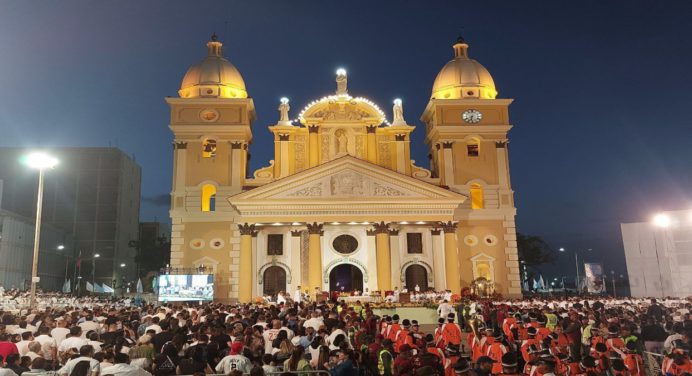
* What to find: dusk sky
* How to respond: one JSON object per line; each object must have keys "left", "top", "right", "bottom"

{"left": 2, "top": 1, "right": 691, "bottom": 280}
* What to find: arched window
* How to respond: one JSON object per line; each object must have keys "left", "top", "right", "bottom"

{"left": 470, "top": 183, "right": 484, "bottom": 209}
{"left": 201, "top": 184, "right": 216, "bottom": 212}
{"left": 467, "top": 138, "right": 480, "bottom": 157}
{"left": 202, "top": 139, "right": 217, "bottom": 158}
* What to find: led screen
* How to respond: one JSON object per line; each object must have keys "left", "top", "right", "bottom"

{"left": 158, "top": 274, "right": 214, "bottom": 302}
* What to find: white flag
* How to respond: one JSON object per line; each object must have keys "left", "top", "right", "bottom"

{"left": 102, "top": 284, "right": 114, "bottom": 293}
{"left": 136, "top": 278, "right": 143, "bottom": 294}
{"left": 94, "top": 283, "right": 104, "bottom": 293}
{"left": 62, "top": 279, "right": 71, "bottom": 293}
{"left": 538, "top": 275, "right": 546, "bottom": 290}
{"left": 86, "top": 281, "right": 94, "bottom": 292}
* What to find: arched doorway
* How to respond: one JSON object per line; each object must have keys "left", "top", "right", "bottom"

{"left": 263, "top": 266, "right": 286, "bottom": 296}
{"left": 329, "top": 264, "right": 363, "bottom": 293}
{"left": 405, "top": 264, "right": 428, "bottom": 291}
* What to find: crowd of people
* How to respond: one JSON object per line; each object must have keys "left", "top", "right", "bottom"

{"left": 0, "top": 288, "right": 689, "bottom": 376}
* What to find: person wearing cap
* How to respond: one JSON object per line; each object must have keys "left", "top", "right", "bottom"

{"left": 474, "top": 356, "right": 495, "bottom": 376}
{"left": 605, "top": 325, "right": 625, "bottom": 352}
{"left": 442, "top": 313, "right": 462, "bottom": 349}
{"left": 497, "top": 352, "right": 520, "bottom": 376}
{"left": 394, "top": 319, "right": 417, "bottom": 354}
{"left": 537, "top": 357, "right": 557, "bottom": 376}
{"left": 424, "top": 334, "right": 445, "bottom": 364}
{"left": 215, "top": 342, "right": 251, "bottom": 374}
{"left": 485, "top": 330, "right": 508, "bottom": 374}
{"left": 520, "top": 327, "right": 540, "bottom": 363}
{"left": 434, "top": 318, "right": 446, "bottom": 347}
{"left": 452, "top": 358, "right": 472, "bottom": 376}
{"left": 387, "top": 315, "right": 401, "bottom": 343}
{"left": 378, "top": 339, "right": 394, "bottom": 376}
{"left": 523, "top": 345, "right": 540, "bottom": 376}
{"left": 443, "top": 344, "right": 461, "bottom": 376}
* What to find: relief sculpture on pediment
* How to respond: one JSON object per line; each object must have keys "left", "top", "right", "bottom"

{"left": 330, "top": 171, "right": 364, "bottom": 196}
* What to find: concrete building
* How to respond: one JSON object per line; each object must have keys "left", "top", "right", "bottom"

{"left": 621, "top": 210, "right": 692, "bottom": 298}
{"left": 0, "top": 148, "right": 141, "bottom": 291}
{"left": 168, "top": 35, "right": 521, "bottom": 302}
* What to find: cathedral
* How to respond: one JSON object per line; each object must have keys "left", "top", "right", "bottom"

{"left": 167, "top": 35, "right": 521, "bottom": 302}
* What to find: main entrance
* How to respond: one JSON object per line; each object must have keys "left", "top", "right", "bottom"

{"left": 329, "top": 264, "right": 363, "bottom": 292}
{"left": 263, "top": 266, "right": 286, "bottom": 296}
{"left": 405, "top": 264, "right": 428, "bottom": 291}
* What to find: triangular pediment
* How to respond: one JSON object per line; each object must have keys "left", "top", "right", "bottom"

{"left": 229, "top": 156, "right": 465, "bottom": 222}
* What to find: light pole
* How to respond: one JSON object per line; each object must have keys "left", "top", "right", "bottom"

{"left": 559, "top": 247, "right": 591, "bottom": 293}
{"left": 23, "top": 152, "right": 59, "bottom": 309}
{"left": 92, "top": 253, "right": 100, "bottom": 295}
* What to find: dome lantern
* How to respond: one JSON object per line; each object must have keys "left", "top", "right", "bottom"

{"left": 178, "top": 34, "right": 248, "bottom": 99}
{"left": 430, "top": 36, "right": 497, "bottom": 100}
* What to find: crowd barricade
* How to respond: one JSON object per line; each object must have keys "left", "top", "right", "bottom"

{"left": 643, "top": 351, "right": 664, "bottom": 376}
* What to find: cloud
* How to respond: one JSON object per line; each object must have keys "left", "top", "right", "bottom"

{"left": 142, "top": 193, "right": 169, "bottom": 207}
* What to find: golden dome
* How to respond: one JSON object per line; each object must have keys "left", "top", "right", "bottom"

{"left": 178, "top": 34, "right": 248, "bottom": 99}
{"left": 431, "top": 37, "right": 497, "bottom": 100}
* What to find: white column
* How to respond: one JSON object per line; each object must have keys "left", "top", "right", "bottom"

{"left": 431, "top": 228, "right": 446, "bottom": 290}
{"left": 366, "top": 230, "right": 378, "bottom": 293}
{"left": 290, "top": 230, "right": 302, "bottom": 293}
{"left": 442, "top": 141, "right": 455, "bottom": 186}
{"left": 389, "top": 229, "right": 402, "bottom": 290}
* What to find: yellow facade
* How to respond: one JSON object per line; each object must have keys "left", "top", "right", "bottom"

{"left": 167, "top": 35, "right": 521, "bottom": 302}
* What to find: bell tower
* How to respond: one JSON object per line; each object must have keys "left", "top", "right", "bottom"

{"left": 421, "top": 36, "right": 521, "bottom": 297}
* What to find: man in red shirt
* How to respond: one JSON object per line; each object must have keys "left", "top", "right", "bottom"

{"left": 0, "top": 334, "right": 18, "bottom": 361}
{"left": 393, "top": 344, "right": 415, "bottom": 376}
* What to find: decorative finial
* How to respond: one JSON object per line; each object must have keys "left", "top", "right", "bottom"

{"left": 335, "top": 68, "right": 348, "bottom": 95}
{"left": 452, "top": 34, "right": 469, "bottom": 58}
{"left": 277, "top": 97, "right": 291, "bottom": 125}
{"left": 392, "top": 98, "right": 406, "bottom": 126}
{"left": 207, "top": 33, "right": 223, "bottom": 57}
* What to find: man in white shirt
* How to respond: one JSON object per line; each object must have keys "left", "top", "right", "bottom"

{"left": 16, "top": 332, "right": 33, "bottom": 355}
{"left": 51, "top": 319, "right": 70, "bottom": 347}
{"left": 101, "top": 353, "right": 151, "bottom": 376}
{"left": 303, "top": 311, "right": 324, "bottom": 332}
{"left": 215, "top": 342, "right": 251, "bottom": 374}
{"left": 262, "top": 320, "right": 282, "bottom": 354}
{"left": 78, "top": 316, "right": 100, "bottom": 338}
{"left": 293, "top": 286, "right": 302, "bottom": 303}
{"left": 57, "top": 345, "right": 100, "bottom": 376}
{"left": 34, "top": 327, "right": 57, "bottom": 362}
{"left": 437, "top": 299, "right": 455, "bottom": 319}
{"left": 58, "top": 327, "right": 88, "bottom": 355}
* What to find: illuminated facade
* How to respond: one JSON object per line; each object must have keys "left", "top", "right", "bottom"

{"left": 167, "top": 35, "right": 521, "bottom": 302}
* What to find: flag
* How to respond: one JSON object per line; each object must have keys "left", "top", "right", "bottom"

{"left": 136, "top": 278, "right": 143, "bottom": 294}
{"left": 62, "top": 279, "right": 71, "bottom": 293}
{"left": 86, "top": 281, "right": 94, "bottom": 292}
{"left": 94, "top": 283, "right": 104, "bottom": 293}
{"left": 102, "top": 284, "right": 114, "bottom": 293}
{"left": 538, "top": 275, "right": 546, "bottom": 290}
{"left": 522, "top": 278, "right": 529, "bottom": 291}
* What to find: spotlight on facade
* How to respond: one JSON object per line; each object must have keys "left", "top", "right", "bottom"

{"left": 653, "top": 213, "right": 672, "bottom": 228}
{"left": 57, "top": 245, "right": 65, "bottom": 250}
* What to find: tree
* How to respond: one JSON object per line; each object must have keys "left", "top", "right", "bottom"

{"left": 517, "top": 233, "right": 556, "bottom": 267}
{"left": 128, "top": 236, "right": 171, "bottom": 277}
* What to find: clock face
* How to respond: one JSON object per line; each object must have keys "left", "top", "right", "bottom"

{"left": 462, "top": 109, "right": 482, "bottom": 124}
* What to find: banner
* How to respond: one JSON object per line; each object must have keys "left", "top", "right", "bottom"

{"left": 62, "top": 279, "right": 71, "bottom": 293}
{"left": 584, "top": 263, "right": 605, "bottom": 293}
{"left": 86, "top": 281, "right": 94, "bottom": 292}
{"left": 102, "top": 284, "right": 114, "bottom": 293}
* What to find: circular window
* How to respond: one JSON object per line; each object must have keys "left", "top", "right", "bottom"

{"left": 189, "top": 239, "right": 205, "bottom": 250}
{"left": 209, "top": 238, "right": 225, "bottom": 250}
{"left": 200, "top": 109, "right": 219, "bottom": 122}
{"left": 332, "top": 234, "right": 358, "bottom": 254}
{"left": 484, "top": 235, "right": 498, "bottom": 246}
{"left": 463, "top": 235, "right": 478, "bottom": 247}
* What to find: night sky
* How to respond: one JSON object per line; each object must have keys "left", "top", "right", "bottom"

{"left": 2, "top": 1, "right": 692, "bottom": 282}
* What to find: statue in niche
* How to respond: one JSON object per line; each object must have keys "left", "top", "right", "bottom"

{"left": 392, "top": 98, "right": 406, "bottom": 126}
{"left": 336, "top": 69, "right": 348, "bottom": 95}
{"left": 335, "top": 129, "right": 348, "bottom": 154}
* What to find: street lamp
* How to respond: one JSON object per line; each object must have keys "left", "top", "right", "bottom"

{"left": 57, "top": 245, "right": 65, "bottom": 250}
{"left": 559, "top": 247, "right": 591, "bottom": 293}
{"left": 92, "top": 253, "right": 100, "bottom": 295}
{"left": 23, "top": 152, "right": 59, "bottom": 309}
{"left": 120, "top": 263, "right": 126, "bottom": 268}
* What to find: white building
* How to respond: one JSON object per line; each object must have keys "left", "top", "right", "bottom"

{"left": 621, "top": 210, "right": 692, "bottom": 298}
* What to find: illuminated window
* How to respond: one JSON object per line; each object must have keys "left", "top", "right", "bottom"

{"left": 470, "top": 184, "right": 484, "bottom": 209}
{"left": 467, "top": 139, "right": 479, "bottom": 157}
{"left": 202, "top": 139, "right": 217, "bottom": 158}
{"left": 471, "top": 253, "right": 496, "bottom": 281}
{"left": 201, "top": 184, "right": 216, "bottom": 212}
{"left": 475, "top": 261, "right": 492, "bottom": 280}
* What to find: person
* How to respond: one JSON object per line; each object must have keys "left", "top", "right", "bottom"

{"left": 176, "top": 344, "right": 211, "bottom": 375}
{"left": 283, "top": 346, "right": 311, "bottom": 372}
{"left": 101, "top": 353, "right": 152, "bottom": 376}
{"left": 326, "top": 348, "right": 356, "bottom": 376}
{"left": 498, "top": 352, "right": 520, "bottom": 376}
{"left": 5, "top": 354, "right": 28, "bottom": 376}
{"left": 293, "top": 286, "right": 302, "bottom": 303}
{"left": 215, "top": 342, "right": 251, "bottom": 374}
{"left": 23, "top": 358, "right": 50, "bottom": 376}
{"left": 128, "top": 335, "right": 155, "bottom": 370}
{"left": 378, "top": 340, "right": 394, "bottom": 376}
{"left": 438, "top": 300, "right": 454, "bottom": 320}
{"left": 34, "top": 327, "right": 56, "bottom": 365}
{"left": 0, "top": 335, "right": 18, "bottom": 361}
{"left": 56, "top": 345, "right": 100, "bottom": 376}
{"left": 474, "top": 356, "right": 494, "bottom": 376}
{"left": 58, "top": 327, "right": 87, "bottom": 357}
{"left": 392, "top": 344, "right": 414, "bottom": 376}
